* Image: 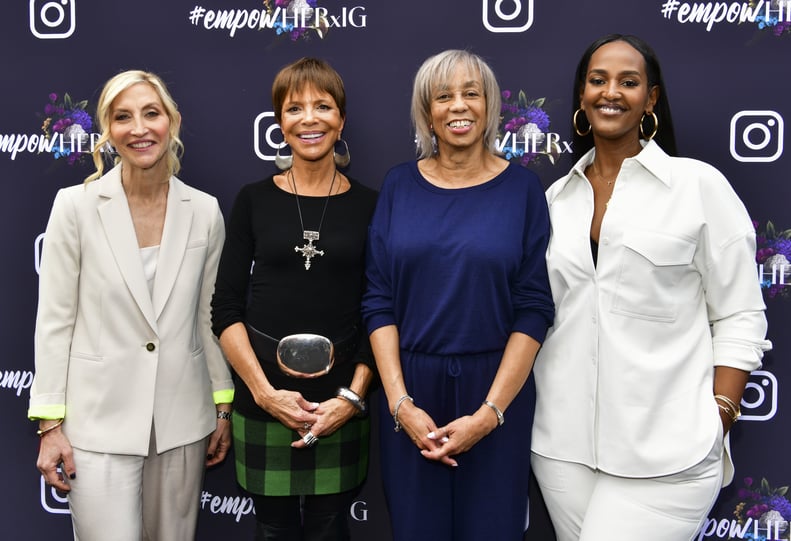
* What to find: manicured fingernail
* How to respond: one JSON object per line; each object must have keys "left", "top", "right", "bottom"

{"left": 69, "top": 473, "right": 76, "bottom": 480}
{"left": 206, "top": 454, "right": 214, "bottom": 460}
{"left": 427, "top": 431, "right": 436, "bottom": 439}
{"left": 441, "top": 436, "right": 449, "bottom": 443}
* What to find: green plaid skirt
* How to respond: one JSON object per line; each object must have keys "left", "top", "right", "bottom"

{"left": 232, "top": 411, "right": 370, "bottom": 496}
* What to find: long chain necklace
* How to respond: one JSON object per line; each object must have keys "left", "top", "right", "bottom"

{"left": 289, "top": 168, "right": 337, "bottom": 270}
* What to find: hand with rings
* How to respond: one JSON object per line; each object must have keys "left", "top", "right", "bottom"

{"left": 301, "top": 431, "right": 319, "bottom": 448}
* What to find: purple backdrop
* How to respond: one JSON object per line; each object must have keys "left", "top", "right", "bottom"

{"left": 2, "top": 1, "right": 790, "bottom": 539}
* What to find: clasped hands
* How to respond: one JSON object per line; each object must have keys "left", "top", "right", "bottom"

{"left": 395, "top": 400, "right": 498, "bottom": 468}
{"left": 259, "top": 388, "right": 359, "bottom": 449}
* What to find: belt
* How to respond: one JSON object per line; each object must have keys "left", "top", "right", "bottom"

{"left": 245, "top": 323, "right": 361, "bottom": 368}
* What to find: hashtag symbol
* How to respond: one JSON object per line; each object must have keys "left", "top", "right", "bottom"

{"left": 189, "top": 6, "right": 206, "bottom": 25}
{"left": 200, "top": 491, "right": 211, "bottom": 508}
{"left": 660, "top": 0, "right": 680, "bottom": 18}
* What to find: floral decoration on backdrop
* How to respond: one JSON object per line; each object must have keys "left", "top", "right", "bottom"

{"left": 498, "top": 89, "right": 559, "bottom": 167}
{"left": 754, "top": 220, "right": 791, "bottom": 299}
{"left": 264, "top": 0, "right": 328, "bottom": 40}
{"left": 731, "top": 477, "right": 791, "bottom": 540}
{"left": 40, "top": 92, "right": 94, "bottom": 166}
{"left": 748, "top": 1, "right": 791, "bottom": 37}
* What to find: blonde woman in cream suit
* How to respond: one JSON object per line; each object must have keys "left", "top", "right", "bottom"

{"left": 28, "top": 70, "right": 234, "bottom": 541}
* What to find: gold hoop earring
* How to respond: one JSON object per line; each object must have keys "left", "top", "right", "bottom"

{"left": 640, "top": 111, "right": 658, "bottom": 141}
{"left": 573, "top": 108, "right": 591, "bottom": 136}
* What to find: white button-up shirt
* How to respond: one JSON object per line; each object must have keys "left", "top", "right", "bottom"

{"left": 532, "top": 140, "right": 771, "bottom": 478}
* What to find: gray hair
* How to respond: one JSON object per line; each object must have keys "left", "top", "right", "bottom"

{"left": 410, "top": 50, "right": 502, "bottom": 159}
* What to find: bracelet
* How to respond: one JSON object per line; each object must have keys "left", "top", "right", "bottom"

{"left": 392, "top": 394, "right": 413, "bottom": 432}
{"left": 714, "top": 394, "right": 741, "bottom": 423}
{"left": 336, "top": 386, "right": 368, "bottom": 417}
{"left": 217, "top": 411, "right": 232, "bottom": 421}
{"left": 717, "top": 404, "right": 739, "bottom": 423}
{"left": 36, "top": 418, "right": 64, "bottom": 437}
{"left": 482, "top": 400, "right": 505, "bottom": 427}
{"left": 714, "top": 394, "right": 740, "bottom": 414}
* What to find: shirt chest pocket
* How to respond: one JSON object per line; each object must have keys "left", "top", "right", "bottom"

{"left": 611, "top": 230, "right": 697, "bottom": 322}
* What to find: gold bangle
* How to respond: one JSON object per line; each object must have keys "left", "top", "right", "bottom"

{"left": 717, "top": 403, "right": 739, "bottom": 423}
{"left": 36, "top": 418, "right": 64, "bottom": 437}
{"left": 714, "top": 394, "right": 741, "bottom": 421}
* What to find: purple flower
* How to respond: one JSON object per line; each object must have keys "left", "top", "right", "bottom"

{"left": 49, "top": 93, "right": 58, "bottom": 102}
{"left": 504, "top": 117, "right": 526, "bottom": 132}
{"left": 70, "top": 109, "right": 93, "bottom": 131}
{"left": 747, "top": 504, "right": 771, "bottom": 518}
{"left": 52, "top": 117, "right": 73, "bottom": 133}
{"left": 526, "top": 107, "right": 551, "bottom": 131}
{"left": 768, "top": 495, "right": 791, "bottom": 520}
{"left": 757, "top": 248, "right": 775, "bottom": 263}
{"left": 773, "top": 239, "right": 791, "bottom": 258}
{"left": 44, "top": 103, "right": 57, "bottom": 116}
{"left": 502, "top": 90, "right": 512, "bottom": 100}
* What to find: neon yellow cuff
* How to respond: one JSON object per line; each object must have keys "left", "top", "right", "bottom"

{"left": 213, "top": 389, "right": 234, "bottom": 405}
{"left": 28, "top": 404, "right": 66, "bottom": 421}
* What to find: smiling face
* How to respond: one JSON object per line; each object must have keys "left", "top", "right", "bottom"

{"left": 109, "top": 82, "right": 175, "bottom": 176}
{"left": 579, "top": 40, "right": 658, "bottom": 148}
{"left": 429, "top": 65, "right": 487, "bottom": 154}
{"left": 279, "top": 84, "right": 345, "bottom": 165}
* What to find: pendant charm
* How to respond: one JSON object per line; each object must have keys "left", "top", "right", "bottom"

{"left": 295, "top": 230, "right": 324, "bottom": 270}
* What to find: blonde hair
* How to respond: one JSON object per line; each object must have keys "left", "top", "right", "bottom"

{"left": 411, "top": 50, "right": 502, "bottom": 159}
{"left": 85, "top": 70, "right": 183, "bottom": 183}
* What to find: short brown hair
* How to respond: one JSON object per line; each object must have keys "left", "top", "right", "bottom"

{"left": 271, "top": 58, "right": 346, "bottom": 124}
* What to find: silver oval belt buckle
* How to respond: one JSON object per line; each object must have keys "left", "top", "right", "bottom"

{"left": 276, "top": 334, "right": 334, "bottom": 378}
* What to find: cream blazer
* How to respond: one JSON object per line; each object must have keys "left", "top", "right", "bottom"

{"left": 29, "top": 165, "right": 233, "bottom": 455}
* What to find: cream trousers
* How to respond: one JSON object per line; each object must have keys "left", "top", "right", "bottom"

{"left": 67, "top": 428, "right": 208, "bottom": 541}
{"left": 531, "top": 434, "right": 724, "bottom": 541}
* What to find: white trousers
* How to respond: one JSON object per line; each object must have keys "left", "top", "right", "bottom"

{"left": 67, "top": 428, "right": 208, "bottom": 541}
{"left": 531, "top": 436, "right": 724, "bottom": 541}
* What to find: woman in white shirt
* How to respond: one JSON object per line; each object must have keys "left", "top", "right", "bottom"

{"left": 531, "top": 34, "right": 771, "bottom": 541}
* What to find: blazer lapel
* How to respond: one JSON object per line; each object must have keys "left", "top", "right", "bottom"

{"left": 97, "top": 166, "right": 159, "bottom": 333}
{"left": 152, "top": 177, "right": 192, "bottom": 319}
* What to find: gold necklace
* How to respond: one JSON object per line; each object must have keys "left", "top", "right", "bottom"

{"left": 591, "top": 162, "right": 615, "bottom": 187}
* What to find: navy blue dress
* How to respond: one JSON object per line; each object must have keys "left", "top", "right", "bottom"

{"left": 362, "top": 161, "right": 554, "bottom": 541}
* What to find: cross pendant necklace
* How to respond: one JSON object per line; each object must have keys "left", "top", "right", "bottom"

{"left": 289, "top": 168, "right": 337, "bottom": 270}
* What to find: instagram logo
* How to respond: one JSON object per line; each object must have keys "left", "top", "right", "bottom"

{"left": 740, "top": 370, "right": 778, "bottom": 422}
{"left": 40, "top": 475, "right": 70, "bottom": 514}
{"left": 730, "top": 110, "right": 784, "bottom": 163}
{"left": 29, "top": 0, "right": 76, "bottom": 39}
{"left": 482, "top": 0, "right": 534, "bottom": 33}
{"left": 253, "top": 112, "right": 283, "bottom": 162}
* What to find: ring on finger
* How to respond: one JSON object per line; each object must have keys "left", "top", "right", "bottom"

{"left": 303, "top": 422, "right": 311, "bottom": 430}
{"left": 302, "top": 431, "right": 319, "bottom": 447}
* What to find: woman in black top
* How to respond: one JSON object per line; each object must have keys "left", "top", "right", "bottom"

{"left": 211, "top": 58, "right": 377, "bottom": 541}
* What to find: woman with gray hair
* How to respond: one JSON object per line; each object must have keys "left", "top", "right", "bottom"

{"left": 362, "top": 49, "right": 554, "bottom": 540}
